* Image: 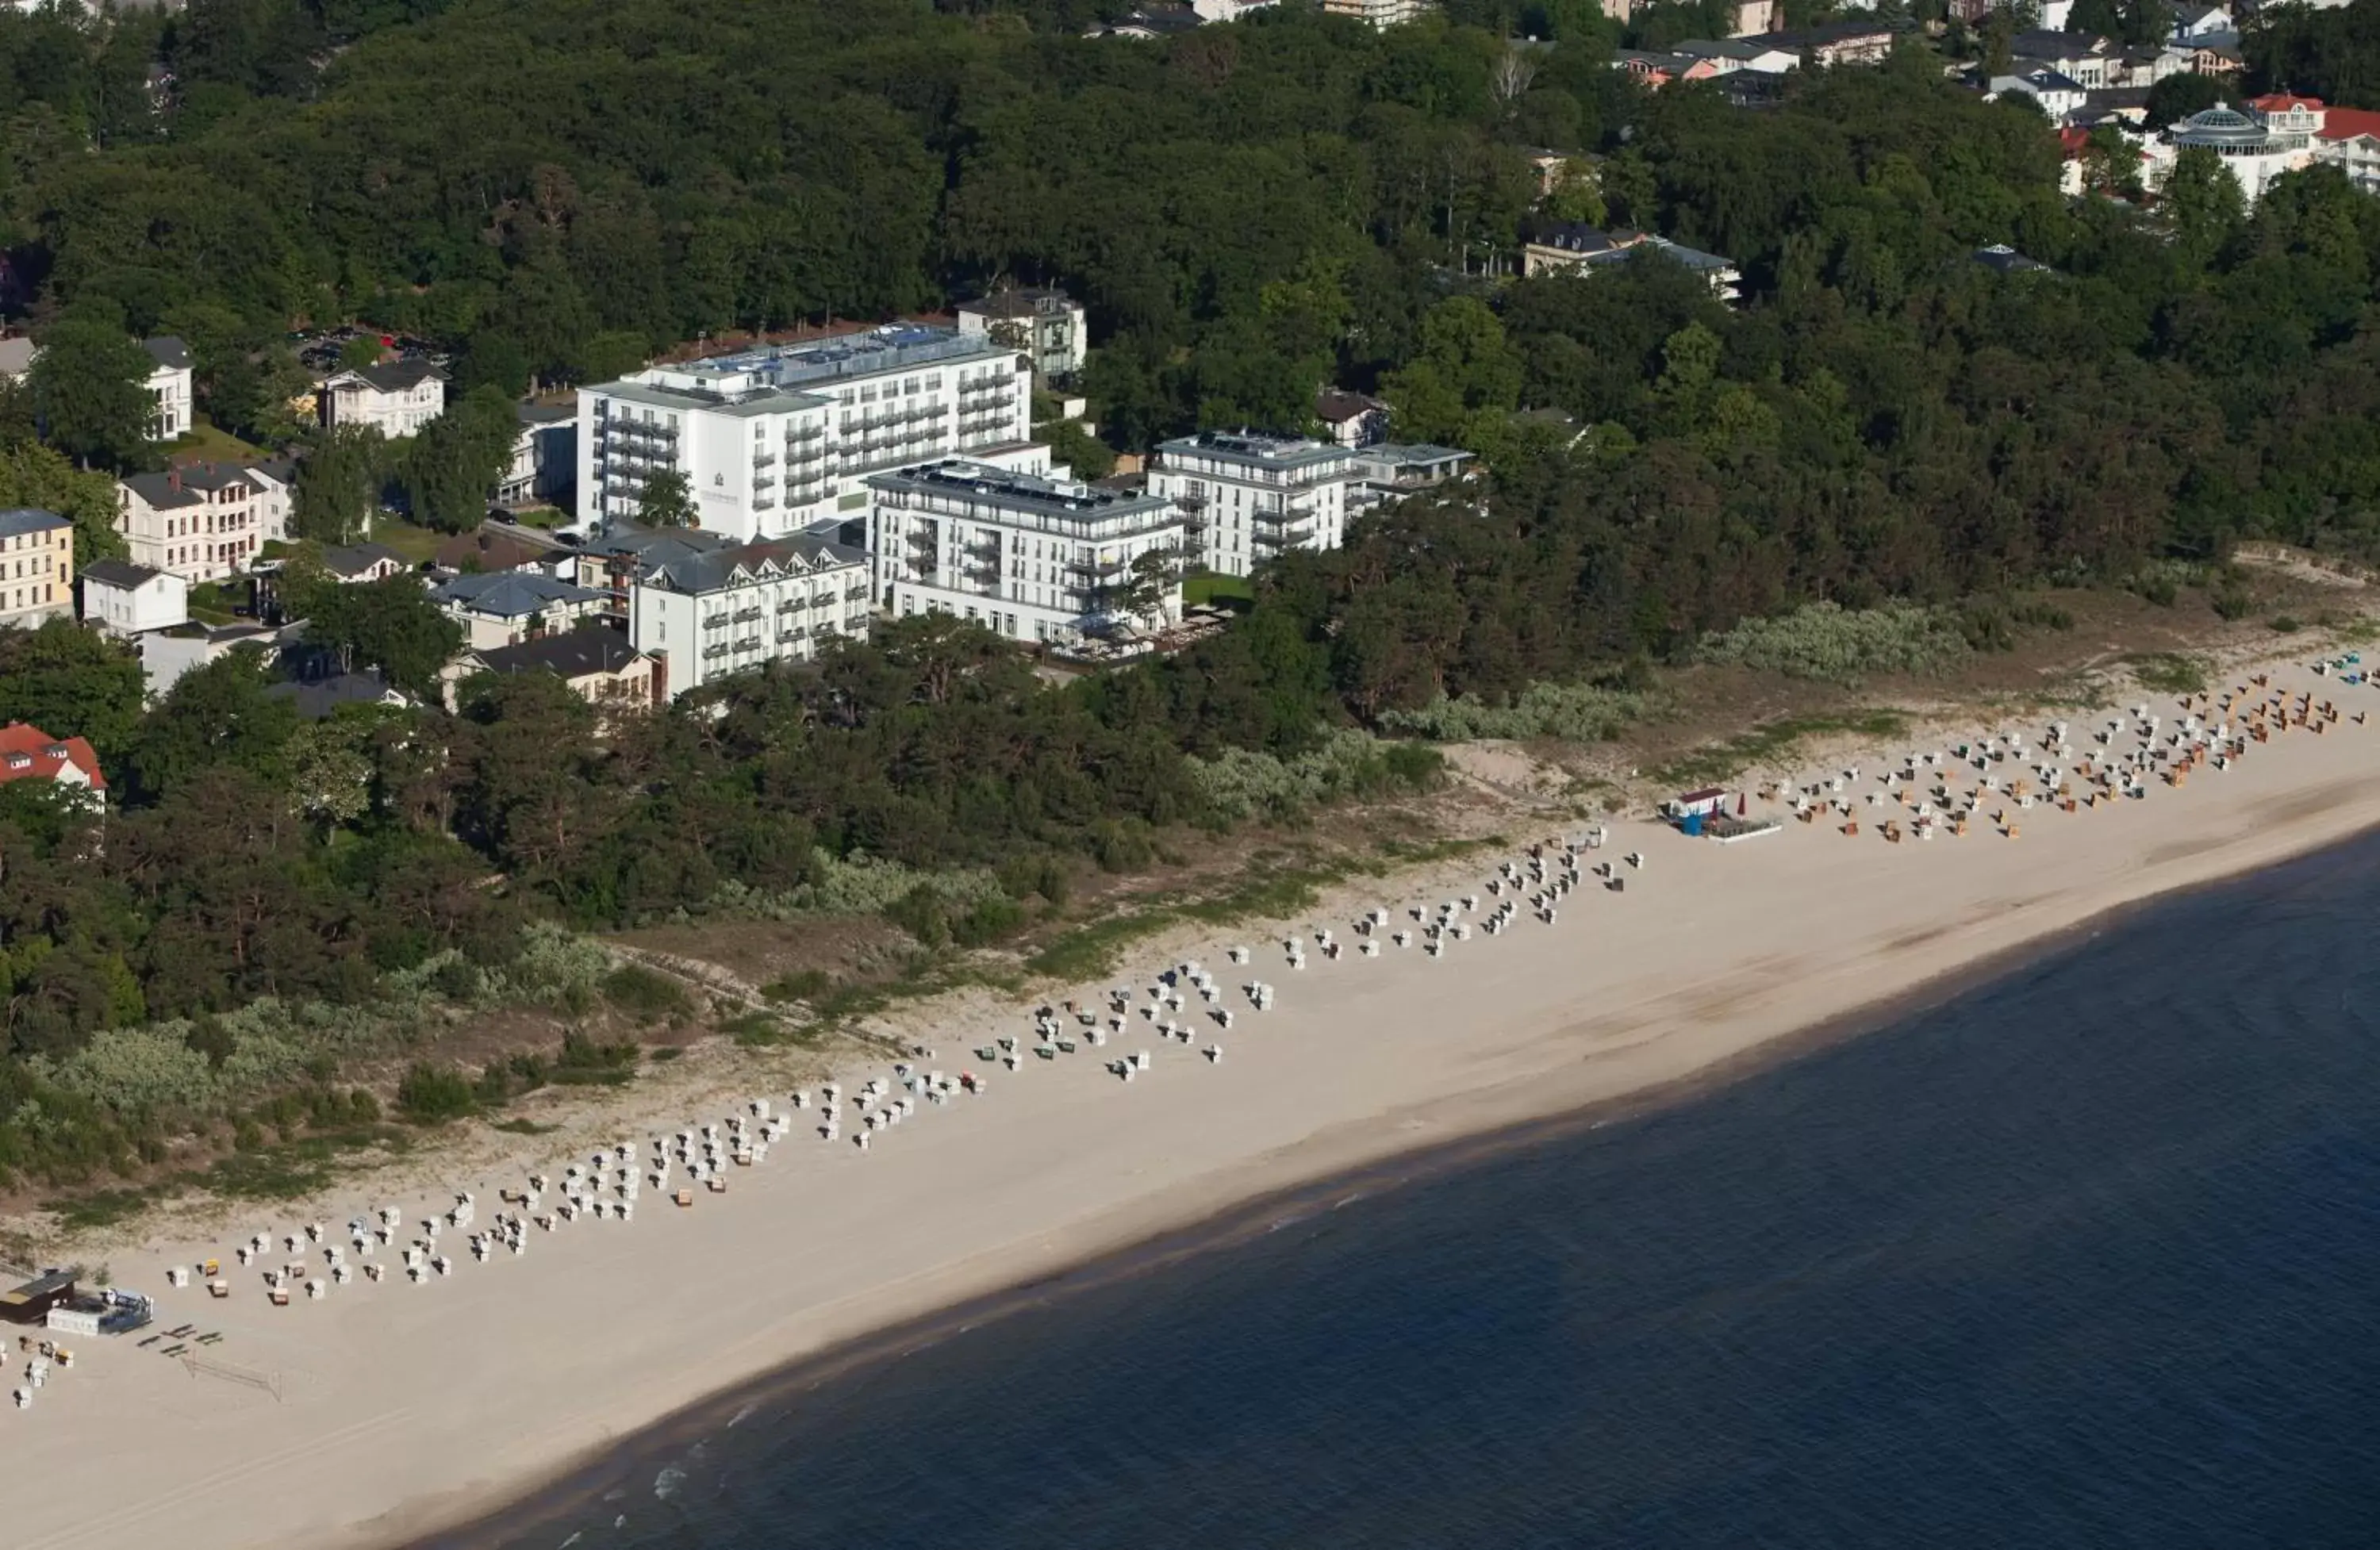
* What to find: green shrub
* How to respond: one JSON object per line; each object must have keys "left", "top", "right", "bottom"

{"left": 602, "top": 964, "right": 692, "bottom": 1023}
{"left": 1695, "top": 601, "right": 1971, "bottom": 683}
{"left": 764, "top": 968, "right": 834, "bottom": 1003}
{"left": 1381, "top": 681, "right": 1644, "bottom": 742}
{"left": 396, "top": 1062, "right": 477, "bottom": 1124}
{"left": 347, "top": 1089, "right": 380, "bottom": 1124}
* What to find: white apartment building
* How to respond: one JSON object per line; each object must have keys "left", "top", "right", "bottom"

{"left": 142, "top": 336, "right": 194, "bottom": 440}
{"left": 117, "top": 463, "right": 291, "bottom": 584}
{"left": 321, "top": 359, "right": 448, "bottom": 438}
{"left": 955, "top": 289, "right": 1088, "bottom": 381}
{"left": 500, "top": 404, "right": 578, "bottom": 506}
{"left": 627, "top": 534, "right": 872, "bottom": 699}
{"left": 869, "top": 458, "right": 1184, "bottom": 645}
{"left": 0, "top": 508, "right": 72, "bottom": 628}
{"left": 1146, "top": 432, "right": 1356, "bottom": 578}
{"left": 79, "top": 558, "right": 188, "bottom": 635}
{"left": 1322, "top": 0, "right": 1430, "bottom": 25}
{"left": 576, "top": 325, "right": 1034, "bottom": 544}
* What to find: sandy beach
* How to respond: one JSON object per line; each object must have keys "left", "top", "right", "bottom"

{"left": 8, "top": 659, "right": 2379, "bottom": 1550}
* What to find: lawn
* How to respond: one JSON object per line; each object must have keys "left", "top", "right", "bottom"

{"left": 164, "top": 415, "right": 267, "bottom": 466}
{"left": 1183, "top": 570, "right": 1255, "bottom": 608}
{"left": 366, "top": 518, "right": 447, "bottom": 564}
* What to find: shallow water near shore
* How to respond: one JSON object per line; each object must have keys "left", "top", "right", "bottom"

{"left": 447, "top": 831, "right": 2380, "bottom": 1550}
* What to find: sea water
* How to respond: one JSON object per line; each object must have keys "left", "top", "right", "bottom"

{"left": 451, "top": 835, "right": 2380, "bottom": 1549}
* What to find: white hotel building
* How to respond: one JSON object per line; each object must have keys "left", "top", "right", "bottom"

{"left": 1145, "top": 431, "right": 1357, "bottom": 578}
{"left": 574, "top": 326, "right": 1033, "bottom": 543}
{"left": 626, "top": 534, "right": 873, "bottom": 700}
{"left": 868, "top": 458, "right": 1185, "bottom": 645}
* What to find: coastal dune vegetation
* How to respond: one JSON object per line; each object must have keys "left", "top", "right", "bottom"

{"left": 7, "top": 0, "right": 2380, "bottom": 1199}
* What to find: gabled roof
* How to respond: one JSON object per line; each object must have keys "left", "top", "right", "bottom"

{"left": 2320, "top": 106, "right": 2380, "bottom": 141}
{"left": 1972, "top": 244, "right": 2052, "bottom": 274}
{"left": 123, "top": 464, "right": 259, "bottom": 508}
{"left": 0, "top": 508, "right": 70, "bottom": 539}
{"left": 431, "top": 570, "right": 608, "bottom": 619}
{"left": 330, "top": 359, "right": 446, "bottom": 394}
{"left": 472, "top": 630, "right": 647, "bottom": 681}
{"left": 0, "top": 722, "right": 105, "bottom": 791}
{"left": 1315, "top": 388, "right": 1388, "bottom": 425}
{"left": 959, "top": 288, "right": 1078, "bottom": 319}
{"left": 141, "top": 336, "right": 193, "bottom": 372}
{"left": 81, "top": 558, "right": 170, "bottom": 590}
{"left": 639, "top": 535, "right": 865, "bottom": 597}
{"left": 320, "top": 542, "right": 408, "bottom": 578}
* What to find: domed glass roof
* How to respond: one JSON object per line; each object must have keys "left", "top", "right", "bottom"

{"left": 2172, "top": 106, "right": 2272, "bottom": 149}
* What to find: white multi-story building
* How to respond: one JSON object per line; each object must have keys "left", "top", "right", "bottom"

{"left": 117, "top": 463, "right": 291, "bottom": 584}
{"left": 955, "top": 289, "right": 1088, "bottom": 381}
{"left": 142, "top": 336, "right": 194, "bottom": 440}
{"left": 626, "top": 533, "right": 872, "bottom": 699}
{"left": 320, "top": 359, "right": 448, "bottom": 438}
{"left": 575, "top": 325, "right": 1033, "bottom": 544}
{"left": 1146, "top": 432, "right": 1356, "bottom": 579}
{"left": 79, "top": 558, "right": 188, "bottom": 635}
{"left": 868, "top": 458, "right": 1184, "bottom": 645}
{"left": 499, "top": 405, "right": 578, "bottom": 506}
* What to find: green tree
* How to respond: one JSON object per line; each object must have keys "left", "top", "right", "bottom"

{"left": 0, "top": 621, "right": 145, "bottom": 758}
{"left": 400, "top": 385, "right": 520, "bottom": 532}
{"left": 638, "top": 467, "right": 697, "bottom": 528}
{"left": 2165, "top": 147, "right": 2246, "bottom": 270}
{"left": 0, "top": 441, "right": 130, "bottom": 562}
{"left": 125, "top": 647, "right": 303, "bottom": 803}
{"left": 294, "top": 426, "right": 387, "bottom": 543}
{"left": 29, "top": 315, "right": 155, "bottom": 469}
{"left": 308, "top": 577, "right": 463, "bottom": 696}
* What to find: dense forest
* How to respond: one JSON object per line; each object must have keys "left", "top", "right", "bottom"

{"left": 9, "top": 0, "right": 2380, "bottom": 1184}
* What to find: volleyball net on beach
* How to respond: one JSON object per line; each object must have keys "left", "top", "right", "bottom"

{"left": 180, "top": 1353, "right": 283, "bottom": 1403}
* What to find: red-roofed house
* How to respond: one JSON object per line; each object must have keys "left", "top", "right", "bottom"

{"left": 0, "top": 722, "right": 105, "bottom": 808}
{"left": 2317, "top": 105, "right": 2380, "bottom": 192}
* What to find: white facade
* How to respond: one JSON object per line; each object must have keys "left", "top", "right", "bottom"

{"left": 1146, "top": 432, "right": 1355, "bottom": 579}
{"left": 1322, "top": 0, "right": 1430, "bottom": 24}
{"left": 576, "top": 326, "right": 1033, "bottom": 545}
{"left": 500, "top": 407, "right": 578, "bottom": 506}
{"left": 869, "top": 458, "right": 1185, "bottom": 646}
{"left": 955, "top": 290, "right": 1088, "bottom": 381}
{"left": 80, "top": 559, "right": 188, "bottom": 635}
{"left": 117, "top": 465, "right": 286, "bottom": 584}
{"left": 321, "top": 360, "right": 448, "bottom": 438}
{"left": 628, "top": 535, "right": 872, "bottom": 700}
{"left": 142, "top": 337, "right": 194, "bottom": 441}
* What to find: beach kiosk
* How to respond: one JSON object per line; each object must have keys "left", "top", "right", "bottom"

{"left": 1664, "top": 788, "right": 1730, "bottom": 835}
{"left": 0, "top": 1270, "right": 77, "bottom": 1326}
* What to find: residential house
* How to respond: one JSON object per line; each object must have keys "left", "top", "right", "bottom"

{"left": 1521, "top": 225, "right": 1745, "bottom": 301}
{"left": 142, "top": 336, "right": 194, "bottom": 441}
{"left": 320, "top": 359, "right": 448, "bottom": 438}
{"left": 573, "top": 523, "right": 733, "bottom": 614}
{"left": 2010, "top": 31, "right": 2115, "bottom": 88}
{"left": 117, "top": 463, "right": 287, "bottom": 584}
{"left": 1992, "top": 69, "right": 2090, "bottom": 121}
{"left": 79, "top": 558, "right": 189, "bottom": 635}
{"left": 867, "top": 458, "right": 1186, "bottom": 646}
{"left": 1614, "top": 50, "right": 1729, "bottom": 88}
{"left": 0, "top": 508, "right": 72, "bottom": 628}
{"left": 0, "top": 722, "right": 105, "bottom": 810}
{"left": 432, "top": 521, "right": 576, "bottom": 581}
{"left": 265, "top": 669, "right": 410, "bottom": 720}
{"left": 1315, "top": 388, "right": 1391, "bottom": 448}
{"left": 1091, "top": 2, "right": 1205, "bottom": 33}
{"left": 2171, "top": 3, "right": 2234, "bottom": 44}
{"left": 956, "top": 288, "right": 1088, "bottom": 381}
{"left": 448, "top": 628, "right": 662, "bottom": 715}
{"left": 499, "top": 404, "right": 578, "bottom": 508}
{"left": 575, "top": 324, "right": 1034, "bottom": 543}
{"left": 1349, "top": 443, "right": 1476, "bottom": 516}
{"left": 136, "top": 620, "right": 295, "bottom": 702}
{"left": 319, "top": 542, "right": 409, "bottom": 585}
{"left": 1676, "top": 38, "right": 1800, "bottom": 74}
{"left": 627, "top": 535, "right": 871, "bottom": 700}
{"left": 1763, "top": 22, "right": 1895, "bottom": 67}
{"left": 1146, "top": 431, "right": 1356, "bottom": 579}
{"left": 1192, "top": 0, "right": 1277, "bottom": 15}
{"left": 430, "top": 570, "right": 611, "bottom": 650}
{"left": 1320, "top": 0, "right": 1429, "bottom": 25}
{"left": 2312, "top": 102, "right": 2380, "bottom": 192}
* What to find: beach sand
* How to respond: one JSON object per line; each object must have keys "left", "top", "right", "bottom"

{"left": 9, "top": 662, "right": 2378, "bottom": 1550}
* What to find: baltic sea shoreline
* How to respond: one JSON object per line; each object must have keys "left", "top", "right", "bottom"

{"left": 13, "top": 658, "right": 2380, "bottom": 1550}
